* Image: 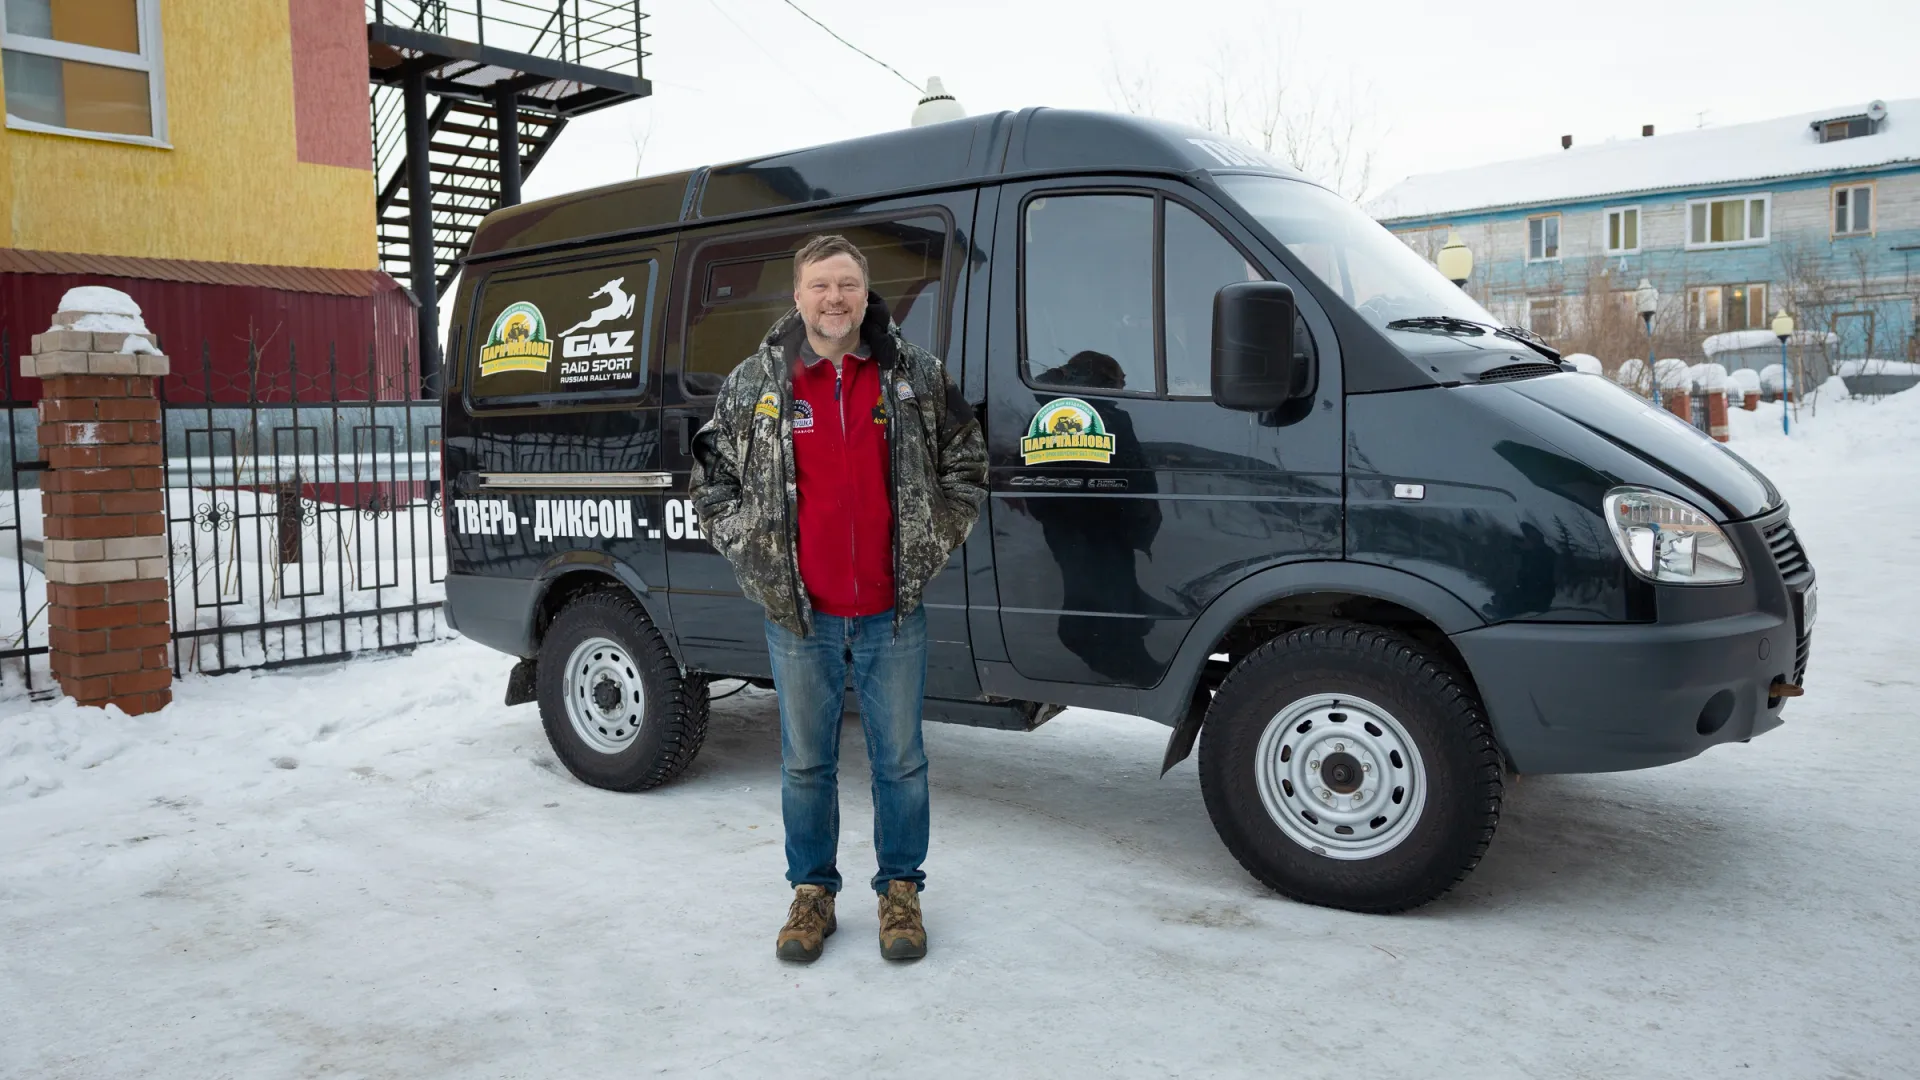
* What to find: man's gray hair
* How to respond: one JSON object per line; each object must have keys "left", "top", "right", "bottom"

{"left": 793, "top": 234, "right": 869, "bottom": 287}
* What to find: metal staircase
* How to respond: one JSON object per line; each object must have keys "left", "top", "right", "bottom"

{"left": 366, "top": 0, "right": 651, "bottom": 386}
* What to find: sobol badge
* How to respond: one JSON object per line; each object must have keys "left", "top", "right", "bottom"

{"left": 1021, "top": 398, "right": 1116, "bottom": 464}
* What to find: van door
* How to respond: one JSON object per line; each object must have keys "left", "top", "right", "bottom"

{"left": 659, "top": 197, "right": 980, "bottom": 692}
{"left": 453, "top": 243, "right": 674, "bottom": 628}
{"left": 983, "top": 179, "right": 1343, "bottom": 689}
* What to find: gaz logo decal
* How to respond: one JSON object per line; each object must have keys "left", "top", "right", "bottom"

{"left": 1021, "top": 397, "right": 1116, "bottom": 464}
{"left": 479, "top": 302, "right": 553, "bottom": 377}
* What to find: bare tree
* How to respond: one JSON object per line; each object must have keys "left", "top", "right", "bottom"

{"left": 1108, "top": 16, "right": 1383, "bottom": 203}
{"left": 627, "top": 107, "right": 654, "bottom": 179}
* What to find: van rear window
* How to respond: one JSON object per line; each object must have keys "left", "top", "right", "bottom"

{"left": 681, "top": 214, "right": 950, "bottom": 397}
{"left": 468, "top": 259, "right": 658, "bottom": 404}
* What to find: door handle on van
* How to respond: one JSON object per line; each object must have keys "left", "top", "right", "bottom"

{"left": 670, "top": 409, "right": 705, "bottom": 456}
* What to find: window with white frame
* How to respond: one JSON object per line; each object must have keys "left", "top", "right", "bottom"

{"left": 1, "top": 0, "right": 165, "bottom": 142}
{"left": 1688, "top": 283, "right": 1768, "bottom": 333}
{"left": 1527, "top": 297, "right": 1560, "bottom": 339}
{"left": 1605, "top": 206, "right": 1640, "bottom": 254}
{"left": 1686, "top": 195, "right": 1769, "bottom": 248}
{"left": 1833, "top": 183, "right": 1873, "bottom": 236}
{"left": 1527, "top": 214, "right": 1560, "bottom": 261}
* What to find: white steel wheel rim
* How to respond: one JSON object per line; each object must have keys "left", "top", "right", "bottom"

{"left": 564, "top": 636, "right": 646, "bottom": 755}
{"left": 1254, "top": 693, "right": 1427, "bottom": 860}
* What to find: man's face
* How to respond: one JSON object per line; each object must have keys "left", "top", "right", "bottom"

{"left": 794, "top": 252, "right": 866, "bottom": 343}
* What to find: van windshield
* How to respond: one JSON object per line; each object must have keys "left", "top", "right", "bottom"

{"left": 1216, "top": 174, "right": 1499, "bottom": 332}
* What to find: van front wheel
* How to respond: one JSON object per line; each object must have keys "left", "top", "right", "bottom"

{"left": 1198, "top": 625, "right": 1502, "bottom": 913}
{"left": 536, "top": 590, "right": 709, "bottom": 792}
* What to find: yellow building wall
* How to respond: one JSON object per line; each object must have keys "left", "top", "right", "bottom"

{"left": 0, "top": 0, "right": 374, "bottom": 269}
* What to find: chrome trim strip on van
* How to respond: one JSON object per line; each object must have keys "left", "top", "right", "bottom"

{"left": 478, "top": 472, "right": 674, "bottom": 490}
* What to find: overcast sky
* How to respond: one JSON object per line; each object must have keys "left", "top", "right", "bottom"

{"left": 518, "top": 0, "right": 1920, "bottom": 207}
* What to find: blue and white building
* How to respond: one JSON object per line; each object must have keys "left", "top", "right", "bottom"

{"left": 1369, "top": 99, "right": 1920, "bottom": 373}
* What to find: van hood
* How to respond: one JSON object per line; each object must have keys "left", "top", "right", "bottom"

{"left": 1500, "top": 374, "right": 1780, "bottom": 520}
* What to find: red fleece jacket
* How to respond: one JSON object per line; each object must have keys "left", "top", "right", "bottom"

{"left": 789, "top": 347, "right": 894, "bottom": 618}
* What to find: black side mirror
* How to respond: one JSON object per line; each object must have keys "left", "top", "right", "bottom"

{"left": 1212, "top": 281, "right": 1298, "bottom": 411}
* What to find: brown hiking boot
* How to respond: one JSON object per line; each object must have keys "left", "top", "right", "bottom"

{"left": 776, "top": 885, "right": 836, "bottom": 962}
{"left": 877, "top": 880, "right": 928, "bottom": 961}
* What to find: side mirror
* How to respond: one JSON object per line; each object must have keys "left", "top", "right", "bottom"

{"left": 1212, "top": 281, "right": 1298, "bottom": 411}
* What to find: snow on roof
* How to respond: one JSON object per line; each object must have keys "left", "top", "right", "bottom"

{"left": 1368, "top": 99, "right": 1920, "bottom": 222}
{"left": 1702, "top": 329, "right": 1840, "bottom": 356}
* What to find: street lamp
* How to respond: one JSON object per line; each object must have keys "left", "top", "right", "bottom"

{"left": 1634, "top": 278, "right": 1659, "bottom": 399}
{"left": 1771, "top": 309, "right": 1794, "bottom": 435}
{"left": 1436, "top": 231, "right": 1473, "bottom": 288}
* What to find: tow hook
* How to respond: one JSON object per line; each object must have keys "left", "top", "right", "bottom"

{"left": 1770, "top": 680, "right": 1805, "bottom": 699}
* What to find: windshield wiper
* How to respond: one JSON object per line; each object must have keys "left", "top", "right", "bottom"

{"left": 1494, "top": 324, "right": 1563, "bottom": 363}
{"left": 1385, "top": 315, "right": 1486, "bottom": 335}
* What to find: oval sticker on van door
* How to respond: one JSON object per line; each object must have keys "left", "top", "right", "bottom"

{"left": 480, "top": 302, "right": 554, "bottom": 377}
{"left": 1021, "top": 398, "right": 1116, "bottom": 464}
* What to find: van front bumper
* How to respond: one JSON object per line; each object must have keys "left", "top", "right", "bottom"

{"left": 1450, "top": 609, "right": 1806, "bottom": 774}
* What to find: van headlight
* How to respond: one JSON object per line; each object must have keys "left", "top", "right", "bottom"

{"left": 1603, "top": 487, "right": 1744, "bottom": 585}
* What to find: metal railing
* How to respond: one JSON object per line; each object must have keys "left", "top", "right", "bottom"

{"left": 0, "top": 331, "right": 49, "bottom": 696}
{"left": 160, "top": 340, "right": 449, "bottom": 675}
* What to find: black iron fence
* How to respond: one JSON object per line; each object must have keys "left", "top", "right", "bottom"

{"left": 160, "top": 342, "right": 449, "bottom": 675}
{"left": 0, "top": 330, "right": 49, "bottom": 696}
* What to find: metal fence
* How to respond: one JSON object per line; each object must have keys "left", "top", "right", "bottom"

{"left": 160, "top": 341, "right": 449, "bottom": 676}
{"left": 0, "top": 330, "right": 49, "bottom": 696}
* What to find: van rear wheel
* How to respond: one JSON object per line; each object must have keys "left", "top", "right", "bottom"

{"left": 1198, "top": 624, "right": 1502, "bottom": 913}
{"left": 536, "top": 590, "right": 709, "bottom": 791}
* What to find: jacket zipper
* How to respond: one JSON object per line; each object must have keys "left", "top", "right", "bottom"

{"left": 836, "top": 365, "right": 860, "bottom": 613}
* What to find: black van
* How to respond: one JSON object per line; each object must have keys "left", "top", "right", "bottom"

{"left": 440, "top": 109, "right": 1815, "bottom": 913}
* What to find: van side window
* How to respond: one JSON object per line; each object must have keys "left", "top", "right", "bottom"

{"left": 1163, "top": 201, "right": 1265, "bottom": 397}
{"left": 470, "top": 260, "right": 657, "bottom": 403}
{"left": 682, "top": 214, "right": 950, "bottom": 397}
{"left": 1023, "top": 195, "right": 1156, "bottom": 393}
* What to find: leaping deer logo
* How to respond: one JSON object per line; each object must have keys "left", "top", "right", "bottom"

{"left": 558, "top": 278, "right": 636, "bottom": 337}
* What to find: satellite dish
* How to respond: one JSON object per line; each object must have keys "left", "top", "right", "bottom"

{"left": 1868, "top": 100, "right": 1888, "bottom": 122}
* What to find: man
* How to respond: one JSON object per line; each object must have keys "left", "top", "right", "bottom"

{"left": 689, "top": 235, "right": 987, "bottom": 963}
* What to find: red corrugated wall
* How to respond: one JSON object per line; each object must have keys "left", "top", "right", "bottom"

{"left": 0, "top": 272, "right": 421, "bottom": 405}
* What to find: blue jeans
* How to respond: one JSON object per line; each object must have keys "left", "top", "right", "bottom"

{"left": 764, "top": 606, "right": 929, "bottom": 895}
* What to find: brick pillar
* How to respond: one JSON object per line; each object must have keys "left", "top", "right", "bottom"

{"left": 1742, "top": 391, "right": 1760, "bottom": 411}
{"left": 1663, "top": 389, "right": 1692, "bottom": 423}
{"left": 1706, "top": 390, "right": 1730, "bottom": 442}
{"left": 24, "top": 298, "right": 172, "bottom": 714}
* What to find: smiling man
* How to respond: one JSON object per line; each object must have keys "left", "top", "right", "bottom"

{"left": 689, "top": 235, "right": 987, "bottom": 962}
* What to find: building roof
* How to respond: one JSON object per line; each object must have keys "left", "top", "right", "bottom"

{"left": 0, "top": 248, "right": 407, "bottom": 298}
{"left": 1368, "top": 99, "right": 1920, "bottom": 223}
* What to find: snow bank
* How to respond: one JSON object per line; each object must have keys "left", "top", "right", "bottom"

{"left": 1, "top": 697, "right": 147, "bottom": 802}
{"left": 51, "top": 286, "right": 149, "bottom": 334}
{"left": 1563, "top": 353, "right": 1603, "bottom": 375}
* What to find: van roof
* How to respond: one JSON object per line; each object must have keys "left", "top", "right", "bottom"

{"left": 467, "top": 107, "right": 1306, "bottom": 261}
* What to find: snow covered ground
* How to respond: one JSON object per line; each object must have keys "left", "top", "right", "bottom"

{"left": 4, "top": 382, "right": 1918, "bottom": 1078}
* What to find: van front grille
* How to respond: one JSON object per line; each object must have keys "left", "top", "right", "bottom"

{"left": 1477, "top": 363, "right": 1562, "bottom": 383}
{"left": 1764, "top": 520, "right": 1811, "bottom": 583}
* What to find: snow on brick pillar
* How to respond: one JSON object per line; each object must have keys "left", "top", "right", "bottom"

{"left": 1707, "top": 391, "right": 1730, "bottom": 443}
{"left": 22, "top": 288, "right": 172, "bottom": 715}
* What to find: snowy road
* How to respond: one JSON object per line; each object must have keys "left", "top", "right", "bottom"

{"left": 3, "top": 389, "right": 1918, "bottom": 1079}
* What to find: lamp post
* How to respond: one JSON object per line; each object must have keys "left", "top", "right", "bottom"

{"left": 1771, "top": 309, "right": 1794, "bottom": 435}
{"left": 1437, "top": 231, "right": 1473, "bottom": 289}
{"left": 1634, "top": 278, "right": 1659, "bottom": 399}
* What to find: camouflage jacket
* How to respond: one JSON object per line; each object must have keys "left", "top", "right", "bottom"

{"left": 688, "top": 294, "right": 988, "bottom": 636}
